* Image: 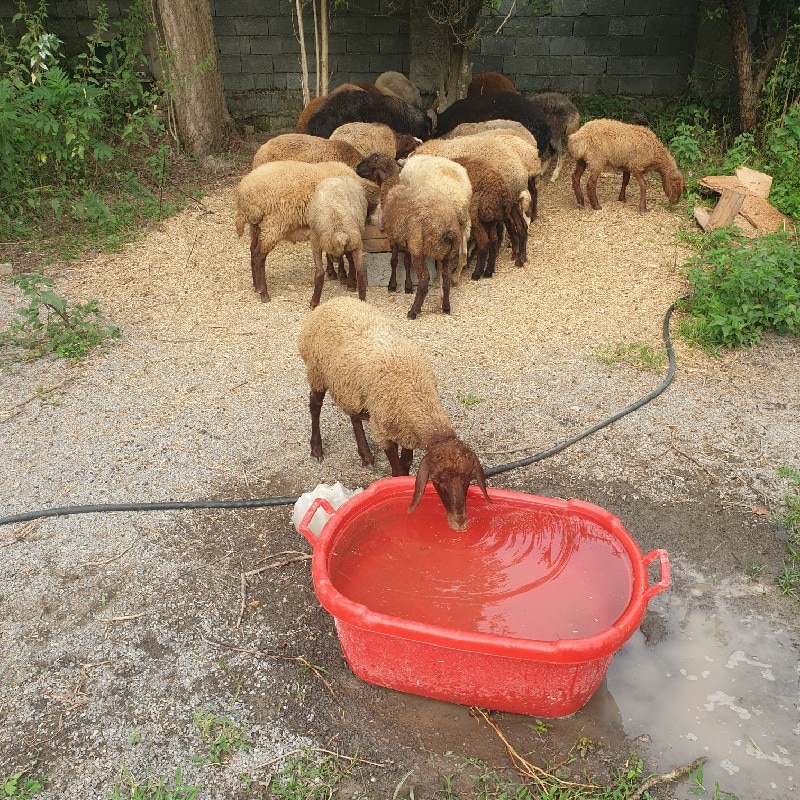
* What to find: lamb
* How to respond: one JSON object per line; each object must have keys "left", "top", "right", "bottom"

{"left": 234, "top": 159, "right": 359, "bottom": 302}
{"left": 330, "top": 121, "right": 420, "bottom": 159}
{"left": 355, "top": 153, "right": 460, "bottom": 319}
{"left": 431, "top": 92, "right": 554, "bottom": 164}
{"left": 413, "top": 134, "right": 535, "bottom": 266}
{"left": 527, "top": 91, "right": 581, "bottom": 182}
{"left": 374, "top": 70, "right": 423, "bottom": 109}
{"left": 397, "top": 154, "right": 472, "bottom": 283}
{"left": 306, "top": 175, "right": 380, "bottom": 309}
{"left": 567, "top": 118, "right": 686, "bottom": 214}
{"left": 449, "top": 154, "right": 528, "bottom": 281}
{"left": 251, "top": 132, "right": 364, "bottom": 170}
{"left": 298, "top": 295, "right": 491, "bottom": 531}
{"left": 466, "top": 71, "right": 516, "bottom": 98}
{"left": 306, "top": 89, "right": 433, "bottom": 140}
{"left": 295, "top": 83, "right": 373, "bottom": 134}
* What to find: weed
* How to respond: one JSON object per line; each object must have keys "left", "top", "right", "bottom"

{"left": 527, "top": 718, "right": 550, "bottom": 735}
{"left": 108, "top": 767, "right": 197, "bottom": 800}
{"left": 458, "top": 392, "right": 482, "bottom": 408}
{"left": 597, "top": 341, "right": 667, "bottom": 373}
{"left": 773, "top": 466, "right": 800, "bottom": 599}
{"left": 677, "top": 229, "right": 800, "bottom": 351}
{"left": 745, "top": 562, "right": 765, "bottom": 582}
{"left": 1, "top": 773, "right": 45, "bottom": 798}
{"left": 687, "top": 760, "right": 737, "bottom": 799}
{"left": 0, "top": 273, "right": 121, "bottom": 361}
{"left": 268, "top": 750, "right": 355, "bottom": 800}
{"left": 192, "top": 708, "right": 250, "bottom": 766}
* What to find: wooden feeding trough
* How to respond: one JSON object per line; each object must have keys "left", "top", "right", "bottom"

{"left": 694, "top": 167, "right": 792, "bottom": 237}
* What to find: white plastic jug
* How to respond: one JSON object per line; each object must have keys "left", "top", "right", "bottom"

{"left": 291, "top": 481, "right": 364, "bottom": 537}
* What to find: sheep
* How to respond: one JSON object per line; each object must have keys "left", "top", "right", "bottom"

{"left": 295, "top": 83, "right": 372, "bottom": 134}
{"left": 330, "top": 121, "right": 420, "bottom": 160}
{"left": 355, "top": 153, "right": 460, "bottom": 319}
{"left": 527, "top": 91, "right": 581, "bottom": 182}
{"left": 439, "top": 118, "right": 539, "bottom": 150}
{"left": 297, "top": 295, "right": 491, "bottom": 531}
{"left": 306, "top": 175, "right": 380, "bottom": 308}
{"left": 374, "top": 70, "right": 423, "bottom": 109}
{"left": 306, "top": 89, "right": 433, "bottom": 140}
{"left": 234, "top": 160, "right": 358, "bottom": 301}
{"left": 431, "top": 92, "right": 554, "bottom": 164}
{"left": 449, "top": 154, "right": 528, "bottom": 281}
{"left": 397, "top": 154, "right": 472, "bottom": 283}
{"left": 251, "top": 132, "right": 364, "bottom": 170}
{"left": 567, "top": 118, "right": 686, "bottom": 214}
{"left": 466, "top": 71, "right": 516, "bottom": 98}
{"left": 413, "top": 134, "right": 535, "bottom": 266}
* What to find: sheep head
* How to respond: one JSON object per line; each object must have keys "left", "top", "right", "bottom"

{"left": 408, "top": 437, "right": 491, "bottom": 532}
{"left": 355, "top": 152, "right": 400, "bottom": 186}
{"left": 662, "top": 168, "right": 686, "bottom": 205}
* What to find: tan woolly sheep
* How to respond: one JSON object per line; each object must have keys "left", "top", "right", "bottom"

{"left": 298, "top": 295, "right": 491, "bottom": 531}
{"left": 355, "top": 153, "right": 461, "bottom": 320}
{"left": 306, "top": 175, "right": 380, "bottom": 309}
{"left": 251, "top": 133, "right": 364, "bottom": 170}
{"left": 568, "top": 118, "right": 686, "bottom": 214}
{"left": 234, "top": 160, "right": 357, "bottom": 301}
{"left": 374, "top": 70, "right": 423, "bottom": 109}
{"left": 330, "top": 121, "right": 420, "bottom": 159}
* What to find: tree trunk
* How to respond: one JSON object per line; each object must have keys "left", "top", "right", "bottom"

{"left": 725, "top": 0, "right": 759, "bottom": 132}
{"left": 156, "top": 0, "right": 234, "bottom": 157}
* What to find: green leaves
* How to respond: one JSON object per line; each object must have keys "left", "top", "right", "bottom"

{"left": 678, "top": 230, "right": 800, "bottom": 350}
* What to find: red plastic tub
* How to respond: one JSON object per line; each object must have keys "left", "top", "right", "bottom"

{"left": 298, "top": 477, "right": 669, "bottom": 717}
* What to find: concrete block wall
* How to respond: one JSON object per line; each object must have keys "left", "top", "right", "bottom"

{"left": 473, "top": 0, "right": 698, "bottom": 96}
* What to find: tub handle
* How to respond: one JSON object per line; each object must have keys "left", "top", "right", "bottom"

{"left": 642, "top": 548, "right": 670, "bottom": 602}
{"left": 297, "top": 497, "right": 337, "bottom": 546}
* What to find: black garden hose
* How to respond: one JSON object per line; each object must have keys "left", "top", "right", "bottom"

{"left": 0, "top": 301, "right": 681, "bottom": 528}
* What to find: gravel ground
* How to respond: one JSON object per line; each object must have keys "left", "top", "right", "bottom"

{"left": 1, "top": 161, "right": 798, "bottom": 799}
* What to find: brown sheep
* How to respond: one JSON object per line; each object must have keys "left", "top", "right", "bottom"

{"left": 298, "top": 295, "right": 491, "bottom": 531}
{"left": 568, "top": 118, "right": 686, "bottom": 214}
{"left": 466, "top": 71, "right": 516, "bottom": 98}
{"left": 330, "top": 121, "right": 420, "bottom": 159}
{"left": 355, "top": 153, "right": 460, "bottom": 320}
{"left": 251, "top": 133, "right": 364, "bottom": 170}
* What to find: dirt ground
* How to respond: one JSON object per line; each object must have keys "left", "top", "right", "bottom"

{"left": 1, "top": 141, "right": 799, "bottom": 800}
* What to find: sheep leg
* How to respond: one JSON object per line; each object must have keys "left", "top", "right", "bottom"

{"left": 470, "top": 222, "right": 490, "bottom": 280}
{"left": 619, "top": 170, "right": 631, "bottom": 202}
{"left": 310, "top": 247, "right": 326, "bottom": 309}
{"left": 484, "top": 222, "right": 501, "bottom": 278}
{"left": 632, "top": 170, "right": 649, "bottom": 214}
{"left": 388, "top": 246, "right": 399, "bottom": 292}
{"left": 350, "top": 414, "right": 374, "bottom": 467}
{"left": 403, "top": 252, "right": 414, "bottom": 294}
{"left": 309, "top": 388, "right": 326, "bottom": 461}
{"left": 586, "top": 170, "right": 602, "bottom": 211}
{"left": 407, "top": 254, "right": 430, "bottom": 320}
{"left": 384, "top": 443, "right": 404, "bottom": 476}
{"left": 251, "top": 232, "right": 271, "bottom": 302}
{"left": 440, "top": 257, "right": 452, "bottom": 315}
{"left": 571, "top": 159, "right": 587, "bottom": 208}
{"left": 349, "top": 249, "right": 366, "bottom": 301}
{"left": 509, "top": 204, "right": 528, "bottom": 267}
{"left": 336, "top": 256, "right": 349, "bottom": 285}
{"left": 550, "top": 148, "right": 564, "bottom": 183}
{"left": 325, "top": 254, "right": 337, "bottom": 280}
{"left": 527, "top": 176, "right": 539, "bottom": 221}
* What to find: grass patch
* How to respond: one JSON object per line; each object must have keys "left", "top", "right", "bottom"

{"left": 192, "top": 708, "right": 250, "bottom": 766}
{"left": 775, "top": 465, "right": 800, "bottom": 600}
{"left": 268, "top": 750, "right": 356, "bottom": 800}
{"left": 1, "top": 774, "right": 45, "bottom": 799}
{"left": 108, "top": 767, "right": 197, "bottom": 800}
{"left": 597, "top": 341, "right": 667, "bottom": 373}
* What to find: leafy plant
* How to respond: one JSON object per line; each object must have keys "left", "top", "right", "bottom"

{"left": 597, "top": 341, "right": 667, "bottom": 373}
{"left": 1, "top": 773, "right": 45, "bottom": 799}
{"left": 268, "top": 750, "right": 355, "bottom": 800}
{"left": 775, "top": 465, "right": 800, "bottom": 599}
{"left": 192, "top": 709, "right": 250, "bottom": 766}
{"left": 677, "top": 229, "right": 800, "bottom": 351}
{"left": 0, "top": 273, "right": 121, "bottom": 361}
{"left": 457, "top": 392, "right": 483, "bottom": 408}
{"left": 108, "top": 767, "right": 197, "bottom": 800}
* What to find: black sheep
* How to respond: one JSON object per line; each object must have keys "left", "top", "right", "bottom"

{"left": 306, "top": 90, "right": 433, "bottom": 140}
{"left": 432, "top": 93, "right": 555, "bottom": 162}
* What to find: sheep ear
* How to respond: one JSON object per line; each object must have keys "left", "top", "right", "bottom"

{"left": 408, "top": 453, "right": 431, "bottom": 513}
{"left": 473, "top": 457, "right": 492, "bottom": 504}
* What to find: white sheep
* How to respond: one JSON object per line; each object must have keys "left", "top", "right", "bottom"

{"left": 251, "top": 132, "right": 364, "bottom": 170}
{"left": 329, "top": 121, "right": 420, "bottom": 160}
{"left": 234, "top": 160, "right": 358, "bottom": 301}
{"left": 397, "top": 154, "right": 473, "bottom": 283}
{"left": 306, "top": 175, "right": 380, "bottom": 309}
{"left": 355, "top": 153, "right": 461, "bottom": 320}
{"left": 298, "top": 295, "right": 491, "bottom": 531}
{"left": 567, "top": 118, "right": 686, "bottom": 214}
{"left": 439, "top": 118, "right": 539, "bottom": 151}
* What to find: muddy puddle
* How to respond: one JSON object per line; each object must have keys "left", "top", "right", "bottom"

{"left": 392, "top": 558, "right": 799, "bottom": 799}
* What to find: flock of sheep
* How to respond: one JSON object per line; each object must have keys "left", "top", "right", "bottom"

{"left": 234, "top": 70, "right": 687, "bottom": 529}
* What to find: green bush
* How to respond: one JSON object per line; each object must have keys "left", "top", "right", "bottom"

{"left": 678, "top": 229, "right": 800, "bottom": 350}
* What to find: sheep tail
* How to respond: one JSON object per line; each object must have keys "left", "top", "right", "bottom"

{"left": 235, "top": 210, "right": 247, "bottom": 238}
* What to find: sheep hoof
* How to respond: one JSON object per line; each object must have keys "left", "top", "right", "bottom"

{"left": 407, "top": 310, "right": 418, "bottom": 320}
{"left": 404, "top": 287, "right": 413, "bottom": 295}
{"left": 442, "top": 305, "right": 451, "bottom": 314}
